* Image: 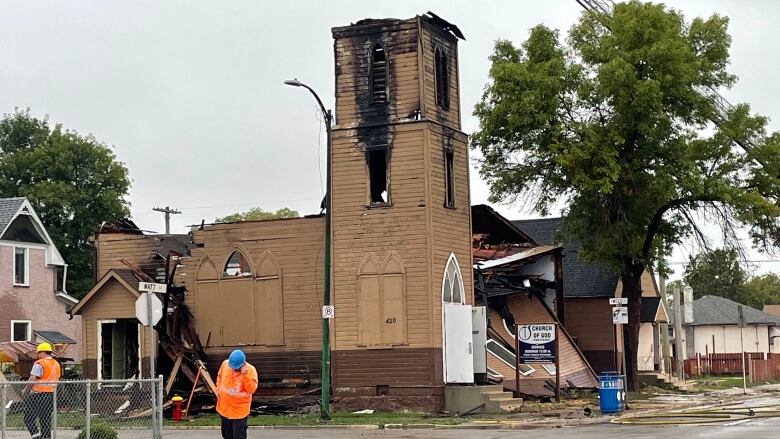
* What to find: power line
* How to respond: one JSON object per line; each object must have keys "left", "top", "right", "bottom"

{"left": 152, "top": 206, "right": 181, "bottom": 234}
{"left": 667, "top": 259, "right": 780, "bottom": 265}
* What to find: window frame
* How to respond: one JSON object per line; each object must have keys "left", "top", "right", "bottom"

{"left": 368, "top": 42, "right": 389, "bottom": 105}
{"left": 442, "top": 253, "right": 464, "bottom": 304}
{"left": 13, "top": 246, "right": 29, "bottom": 287}
{"left": 443, "top": 137, "right": 455, "bottom": 208}
{"left": 365, "top": 144, "right": 391, "bottom": 206}
{"left": 434, "top": 46, "right": 450, "bottom": 110}
{"left": 11, "top": 320, "right": 32, "bottom": 342}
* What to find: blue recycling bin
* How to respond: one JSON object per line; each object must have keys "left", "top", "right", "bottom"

{"left": 598, "top": 372, "right": 625, "bottom": 414}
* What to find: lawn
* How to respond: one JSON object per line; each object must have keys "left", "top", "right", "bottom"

{"left": 168, "top": 411, "right": 467, "bottom": 427}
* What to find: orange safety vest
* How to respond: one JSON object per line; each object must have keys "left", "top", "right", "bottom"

{"left": 215, "top": 360, "right": 258, "bottom": 419}
{"left": 31, "top": 358, "right": 61, "bottom": 393}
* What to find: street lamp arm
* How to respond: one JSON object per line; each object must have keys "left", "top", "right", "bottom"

{"left": 285, "top": 79, "right": 332, "bottom": 126}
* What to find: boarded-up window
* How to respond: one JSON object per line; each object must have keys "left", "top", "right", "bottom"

{"left": 370, "top": 43, "right": 388, "bottom": 103}
{"left": 196, "top": 260, "right": 222, "bottom": 347}
{"left": 221, "top": 250, "right": 254, "bottom": 345}
{"left": 434, "top": 46, "right": 449, "bottom": 110}
{"left": 358, "top": 254, "right": 407, "bottom": 346}
{"left": 255, "top": 252, "right": 284, "bottom": 346}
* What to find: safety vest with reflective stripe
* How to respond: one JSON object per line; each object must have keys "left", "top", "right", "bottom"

{"left": 31, "top": 358, "right": 61, "bottom": 393}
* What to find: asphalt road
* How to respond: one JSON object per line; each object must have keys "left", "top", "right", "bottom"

{"left": 159, "top": 417, "right": 780, "bottom": 439}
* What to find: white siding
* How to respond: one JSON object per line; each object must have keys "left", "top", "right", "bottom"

{"left": 693, "top": 325, "right": 771, "bottom": 354}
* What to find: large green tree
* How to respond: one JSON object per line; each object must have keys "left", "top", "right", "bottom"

{"left": 215, "top": 207, "right": 299, "bottom": 223}
{"left": 473, "top": 1, "right": 780, "bottom": 389}
{"left": 743, "top": 273, "right": 780, "bottom": 309}
{"left": 0, "top": 109, "right": 131, "bottom": 297}
{"left": 684, "top": 248, "right": 747, "bottom": 302}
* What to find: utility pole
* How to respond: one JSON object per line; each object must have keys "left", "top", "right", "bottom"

{"left": 659, "top": 272, "right": 672, "bottom": 378}
{"left": 153, "top": 206, "right": 181, "bottom": 234}
{"left": 673, "top": 284, "right": 685, "bottom": 380}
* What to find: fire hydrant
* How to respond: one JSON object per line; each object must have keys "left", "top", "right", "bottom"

{"left": 171, "top": 396, "right": 184, "bottom": 422}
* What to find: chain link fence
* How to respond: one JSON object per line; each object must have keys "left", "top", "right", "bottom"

{"left": 1, "top": 378, "right": 163, "bottom": 439}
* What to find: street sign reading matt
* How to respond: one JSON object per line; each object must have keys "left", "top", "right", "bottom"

{"left": 517, "top": 323, "right": 557, "bottom": 364}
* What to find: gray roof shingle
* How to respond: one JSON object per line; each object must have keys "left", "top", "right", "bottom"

{"left": 34, "top": 330, "right": 77, "bottom": 345}
{"left": 512, "top": 218, "right": 619, "bottom": 298}
{"left": 691, "top": 295, "right": 780, "bottom": 326}
{"left": 0, "top": 197, "right": 25, "bottom": 235}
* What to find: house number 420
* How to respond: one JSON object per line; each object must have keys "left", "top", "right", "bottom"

{"left": 385, "top": 318, "right": 397, "bottom": 324}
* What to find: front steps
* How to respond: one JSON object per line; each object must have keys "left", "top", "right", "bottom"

{"left": 445, "top": 385, "right": 523, "bottom": 414}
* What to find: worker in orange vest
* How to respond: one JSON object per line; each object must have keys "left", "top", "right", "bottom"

{"left": 25, "top": 343, "right": 61, "bottom": 439}
{"left": 216, "top": 349, "right": 258, "bottom": 439}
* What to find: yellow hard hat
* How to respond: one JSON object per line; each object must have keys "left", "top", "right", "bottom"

{"left": 37, "top": 343, "right": 53, "bottom": 353}
{"left": 172, "top": 396, "right": 184, "bottom": 402}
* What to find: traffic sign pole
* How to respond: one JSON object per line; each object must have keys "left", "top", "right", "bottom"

{"left": 555, "top": 324, "right": 560, "bottom": 403}
{"left": 147, "top": 293, "right": 155, "bottom": 380}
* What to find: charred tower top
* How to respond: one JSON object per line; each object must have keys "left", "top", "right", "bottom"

{"left": 329, "top": 13, "right": 473, "bottom": 410}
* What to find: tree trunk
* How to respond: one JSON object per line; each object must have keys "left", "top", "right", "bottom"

{"left": 621, "top": 265, "right": 644, "bottom": 391}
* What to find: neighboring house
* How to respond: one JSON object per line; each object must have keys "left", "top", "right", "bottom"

{"left": 686, "top": 296, "right": 780, "bottom": 356}
{"left": 763, "top": 305, "right": 780, "bottom": 352}
{"left": 0, "top": 197, "right": 80, "bottom": 362}
{"left": 512, "top": 218, "right": 669, "bottom": 374}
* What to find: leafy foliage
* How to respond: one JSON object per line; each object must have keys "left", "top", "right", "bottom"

{"left": 76, "top": 423, "right": 117, "bottom": 439}
{"left": 215, "top": 207, "right": 299, "bottom": 223}
{"left": 683, "top": 248, "right": 780, "bottom": 308}
{"left": 473, "top": 1, "right": 780, "bottom": 388}
{"left": 684, "top": 248, "right": 747, "bottom": 302}
{"left": 0, "top": 109, "right": 130, "bottom": 297}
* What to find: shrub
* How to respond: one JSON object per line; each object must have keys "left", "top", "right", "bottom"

{"left": 76, "top": 423, "right": 117, "bottom": 439}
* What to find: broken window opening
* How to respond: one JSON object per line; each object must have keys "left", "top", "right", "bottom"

{"left": 370, "top": 43, "right": 388, "bottom": 104}
{"left": 367, "top": 147, "right": 389, "bottom": 204}
{"left": 444, "top": 139, "right": 455, "bottom": 208}
{"left": 223, "top": 251, "right": 252, "bottom": 277}
{"left": 434, "top": 47, "right": 450, "bottom": 110}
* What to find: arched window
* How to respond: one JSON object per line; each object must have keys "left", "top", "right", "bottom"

{"left": 370, "top": 43, "right": 388, "bottom": 103}
{"left": 442, "top": 253, "right": 464, "bottom": 304}
{"left": 434, "top": 46, "right": 449, "bottom": 110}
{"left": 223, "top": 251, "right": 252, "bottom": 277}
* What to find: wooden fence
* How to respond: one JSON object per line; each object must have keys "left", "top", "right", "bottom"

{"left": 680, "top": 352, "right": 780, "bottom": 381}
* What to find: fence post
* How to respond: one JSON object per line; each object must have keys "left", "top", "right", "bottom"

{"left": 157, "top": 375, "right": 164, "bottom": 438}
{"left": 52, "top": 382, "right": 58, "bottom": 439}
{"left": 2, "top": 381, "right": 6, "bottom": 439}
{"left": 150, "top": 378, "right": 158, "bottom": 439}
{"left": 86, "top": 381, "right": 91, "bottom": 439}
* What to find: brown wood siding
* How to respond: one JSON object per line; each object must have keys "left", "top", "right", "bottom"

{"left": 77, "top": 277, "right": 151, "bottom": 364}
{"left": 420, "top": 23, "right": 460, "bottom": 128}
{"left": 331, "top": 347, "right": 442, "bottom": 387}
{"left": 184, "top": 217, "right": 325, "bottom": 353}
{"left": 333, "top": 18, "right": 420, "bottom": 128}
{"left": 204, "top": 350, "right": 320, "bottom": 386}
{"left": 331, "top": 124, "right": 431, "bottom": 350}
{"left": 429, "top": 127, "right": 473, "bottom": 347}
{"left": 95, "top": 234, "right": 161, "bottom": 280}
{"left": 564, "top": 297, "right": 615, "bottom": 352}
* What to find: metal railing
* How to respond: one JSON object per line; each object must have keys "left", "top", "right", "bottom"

{"left": 1, "top": 377, "right": 163, "bottom": 439}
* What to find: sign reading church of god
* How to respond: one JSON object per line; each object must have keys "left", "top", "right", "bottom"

{"left": 517, "top": 323, "right": 557, "bottom": 364}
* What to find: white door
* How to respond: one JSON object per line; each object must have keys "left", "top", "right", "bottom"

{"left": 472, "top": 306, "right": 487, "bottom": 375}
{"left": 444, "top": 303, "right": 474, "bottom": 382}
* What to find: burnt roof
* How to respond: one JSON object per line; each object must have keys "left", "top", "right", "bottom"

{"left": 334, "top": 12, "right": 465, "bottom": 41}
{"left": 472, "top": 205, "right": 536, "bottom": 246}
{"left": 512, "top": 218, "right": 619, "bottom": 298}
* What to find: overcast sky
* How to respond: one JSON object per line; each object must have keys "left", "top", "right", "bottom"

{"left": 2, "top": 0, "right": 779, "bottom": 279}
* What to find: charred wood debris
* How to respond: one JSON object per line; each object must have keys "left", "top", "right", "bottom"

{"left": 144, "top": 253, "right": 318, "bottom": 417}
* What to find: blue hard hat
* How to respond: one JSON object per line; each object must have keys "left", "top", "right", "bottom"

{"left": 228, "top": 350, "right": 246, "bottom": 370}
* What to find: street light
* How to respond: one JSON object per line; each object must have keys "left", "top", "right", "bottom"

{"left": 284, "top": 78, "right": 333, "bottom": 420}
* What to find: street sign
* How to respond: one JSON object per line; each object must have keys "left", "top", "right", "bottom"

{"left": 612, "top": 306, "right": 628, "bottom": 325}
{"left": 322, "top": 305, "right": 335, "bottom": 319}
{"left": 517, "top": 323, "right": 557, "bottom": 364}
{"left": 609, "top": 298, "right": 628, "bottom": 305}
{"left": 139, "top": 282, "right": 167, "bottom": 294}
{"left": 135, "top": 293, "right": 164, "bottom": 326}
